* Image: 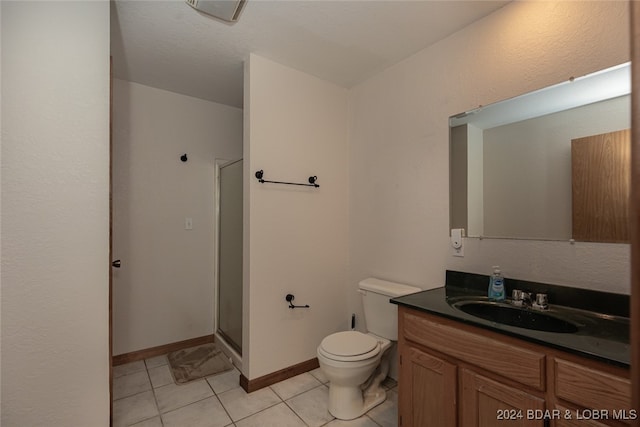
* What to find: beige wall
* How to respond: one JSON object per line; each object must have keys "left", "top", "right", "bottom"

{"left": 244, "top": 54, "right": 349, "bottom": 379}
{"left": 348, "top": 0, "right": 631, "bottom": 312}
{"left": 1, "top": 1, "right": 110, "bottom": 424}
{"left": 112, "top": 80, "right": 243, "bottom": 355}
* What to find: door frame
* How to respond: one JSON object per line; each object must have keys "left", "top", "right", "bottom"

{"left": 109, "top": 55, "right": 114, "bottom": 425}
{"left": 630, "top": 0, "right": 640, "bottom": 419}
{"left": 213, "top": 158, "right": 229, "bottom": 339}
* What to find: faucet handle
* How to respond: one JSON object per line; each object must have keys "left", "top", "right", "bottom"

{"left": 511, "top": 290, "right": 533, "bottom": 307}
{"left": 511, "top": 289, "right": 524, "bottom": 306}
{"left": 532, "top": 293, "right": 549, "bottom": 310}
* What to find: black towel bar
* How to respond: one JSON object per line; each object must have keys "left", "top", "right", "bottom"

{"left": 254, "top": 170, "right": 319, "bottom": 188}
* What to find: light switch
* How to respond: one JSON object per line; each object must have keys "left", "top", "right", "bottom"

{"left": 185, "top": 217, "right": 193, "bottom": 230}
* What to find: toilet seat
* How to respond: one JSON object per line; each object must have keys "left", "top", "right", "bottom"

{"left": 319, "top": 331, "right": 380, "bottom": 362}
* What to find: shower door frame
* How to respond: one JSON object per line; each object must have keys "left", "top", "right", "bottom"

{"left": 214, "top": 158, "right": 244, "bottom": 367}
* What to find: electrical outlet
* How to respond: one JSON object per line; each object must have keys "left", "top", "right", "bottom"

{"left": 450, "top": 228, "right": 464, "bottom": 257}
{"left": 185, "top": 217, "right": 193, "bottom": 230}
{"left": 451, "top": 245, "right": 464, "bottom": 257}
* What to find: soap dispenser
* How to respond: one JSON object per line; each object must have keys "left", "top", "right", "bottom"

{"left": 488, "top": 266, "right": 505, "bottom": 301}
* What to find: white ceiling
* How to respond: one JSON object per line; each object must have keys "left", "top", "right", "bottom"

{"left": 111, "top": 0, "right": 510, "bottom": 108}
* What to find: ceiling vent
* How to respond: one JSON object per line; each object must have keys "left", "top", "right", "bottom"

{"left": 185, "top": 0, "right": 246, "bottom": 23}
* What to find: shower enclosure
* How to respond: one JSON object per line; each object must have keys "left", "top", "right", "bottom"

{"left": 216, "top": 159, "right": 243, "bottom": 355}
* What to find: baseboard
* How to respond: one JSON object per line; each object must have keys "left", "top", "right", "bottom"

{"left": 240, "top": 358, "right": 319, "bottom": 393}
{"left": 112, "top": 334, "right": 215, "bottom": 366}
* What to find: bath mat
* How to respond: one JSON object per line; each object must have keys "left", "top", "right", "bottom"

{"left": 167, "top": 342, "right": 234, "bottom": 384}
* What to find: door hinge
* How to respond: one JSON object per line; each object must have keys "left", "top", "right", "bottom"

{"left": 399, "top": 355, "right": 402, "bottom": 365}
{"left": 399, "top": 415, "right": 402, "bottom": 426}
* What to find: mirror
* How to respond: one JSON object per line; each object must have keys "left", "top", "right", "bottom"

{"left": 449, "top": 63, "right": 631, "bottom": 243}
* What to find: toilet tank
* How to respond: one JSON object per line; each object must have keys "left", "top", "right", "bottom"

{"left": 359, "top": 278, "right": 421, "bottom": 340}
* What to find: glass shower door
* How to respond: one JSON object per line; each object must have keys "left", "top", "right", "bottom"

{"left": 217, "top": 159, "right": 243, "bottom": 354}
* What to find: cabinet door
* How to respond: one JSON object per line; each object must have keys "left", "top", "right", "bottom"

{"left": 461, "top": 369, "right": 545, "bottom": 427}
{"left": 553, "top": 406, "right": 610, "bottom": 427}
{"left": 399, "top": 345, "right": 457, "bottom": 427}
{"left": 571, "top": 129, "right": 631, "bottom": 243}
{"left": 554, "top": 418, "right": 610, "bottom": 427}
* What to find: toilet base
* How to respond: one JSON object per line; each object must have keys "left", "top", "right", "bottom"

{"left": 327, "top": 352, "right": 391, "bottom": 420}
{"left": 328, "top": 384, "right": 387, "bottom": 420}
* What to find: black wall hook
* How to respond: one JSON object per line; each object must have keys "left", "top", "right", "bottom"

{"left": 180, "top": 154, "right": 188, "bottom": 162}
{"left": 285, "top": 294, "right": 310, "bottom": 309}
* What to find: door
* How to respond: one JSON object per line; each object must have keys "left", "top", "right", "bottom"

{"left": 216, "top": 159, "right": 243, "bottom": 354}
{"left": 399, "top": 345, "right": 457, "bottom": 427}
{"left": 461, "top": 369, "right": 545, "bottom": 427}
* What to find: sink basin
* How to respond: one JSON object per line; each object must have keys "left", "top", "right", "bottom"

{"left": 451, "top": 300, "right": 579, "bottom": 333}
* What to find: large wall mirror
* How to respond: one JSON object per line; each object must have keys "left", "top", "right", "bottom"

{"left": 450, "top": 63, "right": 631, "bottom": 243}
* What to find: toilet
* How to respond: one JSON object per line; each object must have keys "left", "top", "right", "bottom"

{"left": 317, "top": 278, "right": 421, "bottom": 420}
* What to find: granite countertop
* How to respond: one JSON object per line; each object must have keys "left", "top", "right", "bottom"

{"left": 391, "top": 271, "right": 630, "bottom": 368}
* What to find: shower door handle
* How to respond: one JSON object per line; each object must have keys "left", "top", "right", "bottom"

{"left": 112, "top": 259, "right": 121, "bottom": 268}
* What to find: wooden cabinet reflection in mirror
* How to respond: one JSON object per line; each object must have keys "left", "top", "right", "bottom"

{"left": 572, "top": 129, "right": 630, "bottom": 243}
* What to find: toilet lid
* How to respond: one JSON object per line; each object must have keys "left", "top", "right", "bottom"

{"left": 320, "top": 331, "right": 378, "bottom": 357}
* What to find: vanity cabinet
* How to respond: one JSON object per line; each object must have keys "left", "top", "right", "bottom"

{"left": 398, "top": 306, "right": 631, "bottom": 427}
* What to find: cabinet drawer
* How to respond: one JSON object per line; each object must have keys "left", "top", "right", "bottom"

{"left": 403, "top": 311, "right": 545, "bottom": 390}
{"left": 554, "top": 359, "right": 631, "bottom": 415}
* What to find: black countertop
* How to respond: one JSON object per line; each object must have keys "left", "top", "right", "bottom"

{"left": 391, "top": 271, "right": 630, "bottom": 368}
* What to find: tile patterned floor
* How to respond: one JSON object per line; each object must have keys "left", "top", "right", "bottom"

{"left": 113, "top": 356, "right": 399, "bottom": 427}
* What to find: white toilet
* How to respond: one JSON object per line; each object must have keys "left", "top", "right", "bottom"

{"left": 317, "top": 278, "right": 421, "bottom": 420}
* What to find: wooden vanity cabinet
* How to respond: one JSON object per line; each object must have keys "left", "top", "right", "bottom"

{"left": 397, "top": 306, "right": 631, "bottom": 427}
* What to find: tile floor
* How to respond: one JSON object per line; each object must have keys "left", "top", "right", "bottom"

{"left": 113, "top": 355, "right": 399, "bottom": 427}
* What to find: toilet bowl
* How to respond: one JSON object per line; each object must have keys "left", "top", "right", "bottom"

{"left": 317, "top": 278, "right": 421, "bottom": 420}
{"left": 317, "top": 331, "right": 391, "bottom": 420}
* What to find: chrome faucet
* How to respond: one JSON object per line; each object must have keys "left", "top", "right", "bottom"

{"left": 511, "top": 290, "right": 548, "bottom": 310}
{"left": 532, "top": 293, "right": 549, "bottom": 310}
{"left": 511, "top": 290, "right": 531, "bottom": 307}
